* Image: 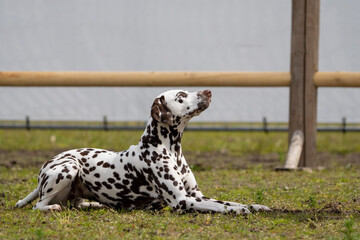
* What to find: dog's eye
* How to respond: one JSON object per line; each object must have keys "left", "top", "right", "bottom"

{"left": 175, "top": 91, "right": 187, "bottom": 103}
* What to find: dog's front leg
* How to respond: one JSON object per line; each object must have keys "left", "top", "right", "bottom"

{"left": 154, "top": 170, "right": 250, "bottom": 214}
{"left": 171, "top": 196, "right": 251, "bottom": 215}
{"left": 181, "top": 168, "right": 205, "bottom": 198}
{"left": 182, "top": 169, "right": 271, "bottom": 212}
{"left": 183, "top": 171, "right": 247, "bottom": 207}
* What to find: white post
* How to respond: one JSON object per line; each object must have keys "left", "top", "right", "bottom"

{"left": 284, "top": 130, "right": 304, "bottom": 169}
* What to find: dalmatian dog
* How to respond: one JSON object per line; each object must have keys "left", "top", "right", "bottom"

{"left": 16, "top": 89, "right": 270, "bottom": 214}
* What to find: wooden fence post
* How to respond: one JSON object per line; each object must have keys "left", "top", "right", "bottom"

{"left": 289, "top": 0, "right": 320, "bottom": 167}
{"left": 289, "top": 0, "right": 306, "bottom": 166}
{"left": 304, "top": 0, "right": 320, "bottom": 167}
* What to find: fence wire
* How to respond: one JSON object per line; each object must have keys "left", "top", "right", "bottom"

{"left": 0, "top": 117, "right": 359, "bottom": 133}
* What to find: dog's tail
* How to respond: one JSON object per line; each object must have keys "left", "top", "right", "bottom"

{"left": 15, "top": 187, "right": 39, "bottom": 208}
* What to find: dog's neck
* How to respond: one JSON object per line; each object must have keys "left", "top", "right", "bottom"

{"left": 139, "top": 118, "right": 185, "bottom": 161}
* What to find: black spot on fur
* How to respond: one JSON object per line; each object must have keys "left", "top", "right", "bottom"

{"left": 101, "top": 192, "right": 118, "bottom": 202}
{"left": 181, "top": 166, "right": 187, "bottom": 174}
{"left": 141, "top": 120, "right": 163, "bottom": 148}
{"left": 80, "top": 151, "right": 89, "bottom": 156}
{"left": 42, "top": 159, "right": 54, "bottom": 169}
{"left": 102, "top": 181, "right": 113, "bottom": 189}
{"left": 113, "top": 172, "right": 120, "bottom": 180}
{"left": 151, "top": 151, "right": 160, "bottom": 163}
{"left": 49, "top": 161, "right": 71, "bottom": 169}
{"left": 55, "top": 173, "right": 64, "bottom": 184}
{"left": 127, "top": 163, "right": 133, "bottom": 172}
{"left": 160, "top": 127, "right": 169, "bottom": 138}
{"left": 175, "top": 200, "right": 187, "bottom": 210}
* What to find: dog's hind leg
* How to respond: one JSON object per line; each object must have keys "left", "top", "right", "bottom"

{"left": 33, "top": 160, "right": 79, "bottom": 211}
{"left": 67, "top": 173, "right": 106, "bottom": 210}
{"left": 15, "top": 187, "right": 40, "bottom": 208}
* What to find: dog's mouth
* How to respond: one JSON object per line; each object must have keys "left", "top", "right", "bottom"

{"left": 196, "top": 100, "right": 210, "bottom": 113}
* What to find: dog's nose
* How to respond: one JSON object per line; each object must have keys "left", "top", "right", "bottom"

{"left": 203, "top": 90, "right": 212, "bottom": 98}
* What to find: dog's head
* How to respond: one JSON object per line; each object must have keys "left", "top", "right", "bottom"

{"left": 151, "top": 89, "right": 212, "bottom": 126}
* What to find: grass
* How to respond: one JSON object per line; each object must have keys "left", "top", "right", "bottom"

{"left": 1, "top": 129, "right": 360, "bottom": 154}
{"left": 0, "top": 129, "right": 360, "bottom": 239}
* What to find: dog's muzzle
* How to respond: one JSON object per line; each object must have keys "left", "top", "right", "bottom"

{"left": 196, "top": 90, "right": 212, "bottom": 113}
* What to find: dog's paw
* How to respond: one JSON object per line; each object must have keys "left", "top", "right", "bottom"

{"left": 48, "top": 204, "right": 62, "bottom": 211}
{"left": 248, "top": 204, "right": 271, "bottom": 212}
{"left": 15, "top": 200, "right": 24, "bottom": 208}
{"left": 33, "top": 204, "right": 62, "bottom": 211}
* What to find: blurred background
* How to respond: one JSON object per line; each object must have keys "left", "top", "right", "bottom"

{"left": 0, "top": 0, "right": 359, "bottom": 124}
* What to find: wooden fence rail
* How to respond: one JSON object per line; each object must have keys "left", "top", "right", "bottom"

{"left": 0, "top": 71, "right": 359, "bottom": 87}
{"left": 314, "top": 72, "right": 360, "bottom": 87}
{"left": 0, "top": 71, "right": 290, "bottom": 87}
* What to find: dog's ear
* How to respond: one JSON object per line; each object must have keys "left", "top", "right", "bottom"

{"left": 151, "top": 96, "right": 173, "bottom": 126}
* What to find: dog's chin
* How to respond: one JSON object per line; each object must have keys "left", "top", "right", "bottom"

{"left": 195, "top": 100, "right": 211, "bottom": 115}
{"left": 196, "top": 106, "right": 207, "bottom": 114}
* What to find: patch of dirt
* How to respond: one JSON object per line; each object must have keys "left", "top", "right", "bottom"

{"left": 316, "top": 152, "right": 360, "bottom": 168}
{"left": 272, "top": 204, "right": 360, "bottom": 216}
{"left": 0, "top": 149, "right": 67, "bottom": 168}
{"left": 185, "top": 151, "right": 360, "bottom": 170}
{"left": 185, "top": 152, "right": 281, "bottom": 170}
{"left": 0, "top": 149, "right": 359, "bottom": 170}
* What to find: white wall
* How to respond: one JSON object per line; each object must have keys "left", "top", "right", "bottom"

{"left": 0, "top": 0, "right": 359, "bottom": 122}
